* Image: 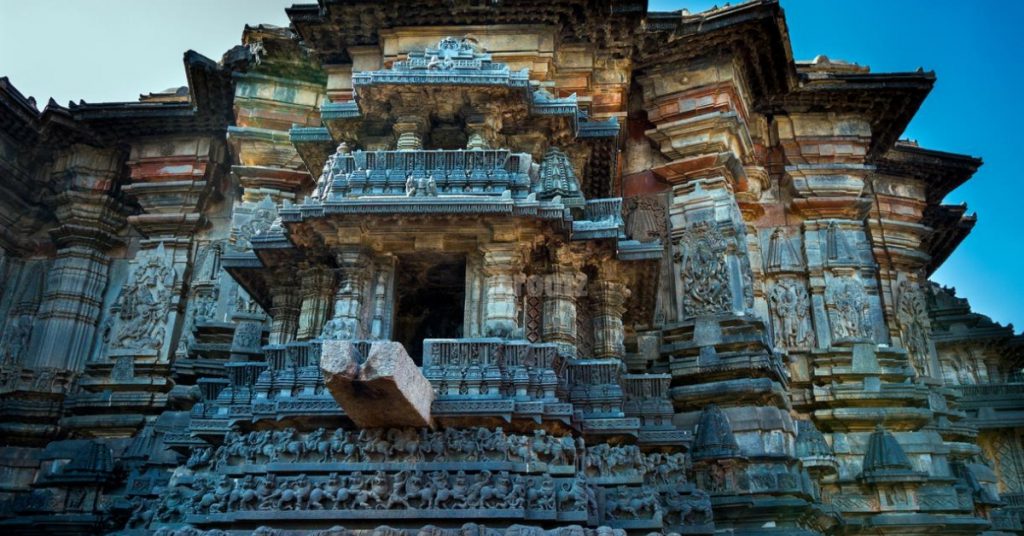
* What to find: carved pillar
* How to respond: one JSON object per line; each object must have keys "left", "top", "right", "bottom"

{"left": 227, "top": 70, "right": 320, "bottom": 350}
{"left": 28, "top": 146, "right": 126, "bottom": 372}
{"left": 541, "top": 259, "right": 584, "bottom": 357}
{"left": 591, "top": 280, "right": 630, "bottom": 360}
{"left": 637, "top": 63, "right": 830, "bottom": 535}
{"left": 296, "top": 265, "right": 334, "bottom": 340}
{"left": 321, "top": 249, "right": 372, "bottom": 340}
{"left": 480, "top": 243, "right": 523, "bottom": 338}
{"left": 393, "top": 116, "right": 426, "bottom": 151}
{"left": 774, "top": 114, "right": 883, "bottom": 351}
{"left": 268, "top": 278, "right": 301, "bottom": 345}
{"left": 31, "top": 242, "right": 116, "bottom": 371}
{"left": 368, "top": 255, "right": 396, "bottom": 340}
{"left": 463, "top": 253, "right": 485, "bottom": 338}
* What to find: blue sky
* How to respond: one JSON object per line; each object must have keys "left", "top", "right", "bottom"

{"left": 2, "top": 0, "right": 1020, "bottom": 329}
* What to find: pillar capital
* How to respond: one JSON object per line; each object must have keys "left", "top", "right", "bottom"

{"left": 49, "top": 191, "right": 126, "bottom": 251}
{"left": 334, "top": 248, "right": 373, "bottom": 270}
{"left": 123, "top": 135, "right": 227, "bottom": 238}
{"left": 27, "top": 173, "right": 127, "bottom": 373}
{"left": 592, "top": 280, "right": 630, "bottom": 313}
{"left": 480, "top": 243, "right": 524, "bottom": 275}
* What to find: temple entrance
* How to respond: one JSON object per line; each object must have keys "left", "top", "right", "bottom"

{"left": 393, "top": 252, "right": 466, "bottom": 364}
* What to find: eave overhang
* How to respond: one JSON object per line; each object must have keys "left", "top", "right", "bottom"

{"left": 287, "top": 0, "right": 647, "bottom": 64}
{"left": 921, "top": 203, "right": 975, "bottom": 276}
{"left": 766, "top": 71, "right": 936, "bottom": 160}
{"left": 878, "top": 142, "right": 982, "bottom": 206}
{"left": 636, "top": 1, "right": 797, "bottom": 110}
{"left": 53, "top": 51, "right": 235, "bottom": 144}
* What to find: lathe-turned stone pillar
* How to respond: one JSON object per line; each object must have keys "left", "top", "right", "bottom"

{"left": 295, "top": 265, "right": 334, "bottom": 340}
{"left": 368, "top": 255, "right": 396, "bottom": 340}
{"left": 31, "top": 234, "right": 119, "bottom": 372}
{"left": 321, "top": 249, "right": 372, "bottom": 340}
{"left": 541, "top": 254, "right": 585, "bottom": 357}
{"left": 268, "top": 275, "right": 301, "bottom": 345}
{"left": 28, "top": 146, "right": 126, "bottom": 372}
{"left": 393, "top": 115, "right": 426, "bottom": 151}
{"left": 591, "top": 279, "right": 630, "bottom": 360}
{"left": 480, "top": 243, "right": 523, "bottom": 338}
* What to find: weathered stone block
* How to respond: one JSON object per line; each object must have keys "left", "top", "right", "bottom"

{"left": 320, "top": 340, "right": 434, "bottom": 428}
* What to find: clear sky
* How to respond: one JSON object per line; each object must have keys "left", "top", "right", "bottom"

{"left": 1, "top": 0, "right": 1021, "bottom": 330}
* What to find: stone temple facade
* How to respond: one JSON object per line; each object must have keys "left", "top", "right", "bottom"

{"left": 1, "top": 1, "right": 1022, "bottom": 535}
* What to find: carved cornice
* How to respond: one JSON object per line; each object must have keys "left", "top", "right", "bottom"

{"left": 123, "top": 136, "right": 228, "bottom": 237}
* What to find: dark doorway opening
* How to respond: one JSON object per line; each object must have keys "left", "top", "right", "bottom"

{"left": 393, "top": 252, "right": 466, "bottom": 364}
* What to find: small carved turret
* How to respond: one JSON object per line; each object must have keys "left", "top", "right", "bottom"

{"left": 537, "top": 147, "right": 584, "bottom": 206}
{"left": 859, "top": 424, "right": 926, "bottom": 484}
{"left": 795, "top": 420, "right": 838, "bottom": 475}
{"left": 692, "top": 403, "right": 742, "bottom": 461}
{"left": 466, "top": 132, "right": 488, "bottom": 151}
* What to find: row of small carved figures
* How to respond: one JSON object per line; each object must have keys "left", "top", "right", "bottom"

{"left": 425, "top": 367, "right": 557, "bottom": 394}
{"left": 145, "top": 525, "right": 629, "bottom": 536}
{"left": 138, "top": 470, "right": 585, "bottom": 524}
{"left": 191, "top": 428, "right": 576, "bottom": 469}
{"left": 428, "top": 380, "right": 555, "bottom": 399}
{"left": 600, "top": 486, "right": 713, "bottom": 523}
{"left": 187, "top": 428, "right": 688, "bottom": 483}
{"left": 249, "top": 368, "right": 556, "bottom": 399}
{"left": 135, "top": 471, "right": 711, "bottom": 527}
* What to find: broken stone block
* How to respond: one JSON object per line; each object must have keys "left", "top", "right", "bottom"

{"left": 320, "top": 340, "right": 434, "bottom": 428}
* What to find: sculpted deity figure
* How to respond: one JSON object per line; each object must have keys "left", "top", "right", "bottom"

{"left": 767, "top": 279, "right": 813, "bottom": 349}
{"left": 110, "top": 250, "right": 177, "bottom": 353}
{"left": 235, "top": 197, "right": 278, "bottom": 251}
{"left": 405, "top": 173, "right": 438, "bottom": 197}
{"left": 826, "top": 277, "right": 872, "bottom": 341}
{"left": 0, "top": 314, "right": 32, "bottom": 366}
{"left": 675, "top": 222, "right": 732, "bottom": 316}
{"left": 896, "top": 280, "right": 932, "bottom": 375}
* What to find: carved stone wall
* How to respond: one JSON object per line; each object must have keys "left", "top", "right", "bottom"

{"left": 0, "top": 5, "right": 1019, "bottom": 536}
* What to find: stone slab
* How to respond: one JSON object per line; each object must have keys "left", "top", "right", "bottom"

{"left": 320, "top": 340, "right": 434, "bottom": 428}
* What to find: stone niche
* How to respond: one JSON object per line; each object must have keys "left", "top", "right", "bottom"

{"left": 393, "top": 252, "right": 467, "bottom": 364}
